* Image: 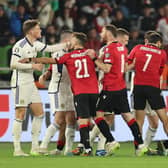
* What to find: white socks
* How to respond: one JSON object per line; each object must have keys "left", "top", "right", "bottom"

{"left": 12, "top": 119, "right": 23, "bottom": 152}
{"left": 90, "top": 125, "right": 100, "bottom": 146}
{"left": 97, "top": 133, "right": 106, "bottom": 150}
{"left": 64, "top": 125, "right": 75, "bottom": 154}
{"left": 144, "top": 126, "right": 157, "bottom": 147}
{"left": 31, "top": 115, "right": 44, "bottom": 150}
{"left": 40, "top": 123, "right": 60, "bottom": 149}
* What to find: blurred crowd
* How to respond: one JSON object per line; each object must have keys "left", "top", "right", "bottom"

{"left": 1, "top": 0, "right": 168, "bottom": 52}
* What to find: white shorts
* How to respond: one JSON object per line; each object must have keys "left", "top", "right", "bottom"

{"left": 48, "top": 83, "right": 74, "bottom": 114}
{"left": 12, "top": 82, "right": 41, "bottom": 108}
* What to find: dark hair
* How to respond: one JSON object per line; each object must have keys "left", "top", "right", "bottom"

{"left": 73, "top": 32, "right": 87, "bottom": 46}
{"left": 148, "top": 33, "right": 163, "bottom": 44}
{"left": 117, "top": 28, "right": 129, "bottom": 36}
{"left": 23, "top": 19, "right": 40, "bottom": 35}
{"left": 144, "top": 30, "right": 156, "bottom": 40}
{"left": 105, "top": 24, "right": 117, "bottom": 37}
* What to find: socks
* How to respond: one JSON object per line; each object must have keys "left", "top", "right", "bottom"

{"left": 95, "top": 117, "right": 115, "bottom": 143}
{"left": 79, "top": 124, "right": 91, "bottom": 150}
{"left": 144, "top": 126, "right": 157, "bottom": 147}
{"left": 97, "top": 133, "right": 106, "bottom": 150}
{"left": 12, "top": 119, "right": 23, "bottom": 152}
{"left": 31, "top": 115, "right": 44, "bottom": 150}
{"left": 64, "top": 125, "right": 75, "bottom": 153}
{"left": 127, "top": 119, "right": 143, "bottom": 149}
{"left": 90, "top": 125, "right": 100, "bottom": 146}
{"left": 40, "top": 123, "right": 60, "bottom": 149}
{"left": 57, "top": 140, "right": 65, "bottom": 150}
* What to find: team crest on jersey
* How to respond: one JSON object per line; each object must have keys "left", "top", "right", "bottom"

{"left": 105, "top": 53, "right": 110, "bottom": 58}
{"left": 20, "top": 99, "right": 24, "bottom": 104}
{"left": 61, "top": 103, "right": 65, "bottom": 109}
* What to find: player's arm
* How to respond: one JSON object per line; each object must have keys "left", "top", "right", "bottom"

{"left": 10, "top": 47, "right": 43, "bottom": 71}
{"left": 19, "top": 57, "right": 57, "bottom": 64}
{"left": 35, "top": 41, "right": 70, "bottom": 53}
{"left": 86, "top": 49, "right": 112, "bottom": 73}
{"left": 39, "top": 70, "right": 51, "bottom": 86}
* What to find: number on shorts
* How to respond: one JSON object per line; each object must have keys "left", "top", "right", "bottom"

{"left": 143, "top": 54, "right": 152, "bottom": 72}
{"left": 75, "top": 58, "right": 90, "bottom": 78}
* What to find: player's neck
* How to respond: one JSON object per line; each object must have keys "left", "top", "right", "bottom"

{"left": 25, "top": 35, "right": 36, "bottom": 45}
{"left": 106, "top": 37, "right": 117, "bottom": 45}
{"left": 74, "top": 44, "right": 84, "bottom": 50}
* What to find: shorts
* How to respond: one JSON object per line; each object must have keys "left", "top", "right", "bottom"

{"left": 133, "top": 85, "right": 165, "bottom": 110}
{"left": 12, "top": 82, "right": 41, "bottom": 108}
{"left": 48, "top": 83, "right": 74, "bottom": 114}
{"left": 74, "top": 94, "right": 99, "bottom": 118}
{"left": 96, "top": 89, "right": 130, "bottom": 114}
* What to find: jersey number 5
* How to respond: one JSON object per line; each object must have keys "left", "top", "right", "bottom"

{"left": 143, "top": 54, "right": 152, "bottom": 71}
{"left": 75, "top": 58, "right": 90, "bottom": 78}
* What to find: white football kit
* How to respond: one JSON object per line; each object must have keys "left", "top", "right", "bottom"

{"left": 10, "top": 37, "right": 65, "bottom": 107}
{"left": 48, "top": 50, "right": 74, "bottom": 113}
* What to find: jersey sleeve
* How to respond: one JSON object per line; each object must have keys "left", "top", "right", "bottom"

{"left": 55, "top": 53, "right": 70, "bottom": 64}
{"left": 103, "top": 47, "right": 114, "bottom": 64}
{"left": 127, "top": 45, "right": 139, "bottom": 64}
{"left": 48, "top": 64, "right": 52, "bottom": 72}
{"left": 35, "top": 41, "right": 67, "bottom": 53}
{"left": 159, "top": 50, "right": 167, "bottom": 75}
{"left": 10, "top": 44, "right": 32, "bottom": 70}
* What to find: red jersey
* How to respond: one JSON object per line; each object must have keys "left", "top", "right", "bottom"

{"left": 102, "top": 42, "right": 127, "bottom": 91}
{"left": 128, "top": 44, "right": 167, "bottom": 88}
{"left": 55, "top": 49, "right": 99, "bottom": 95}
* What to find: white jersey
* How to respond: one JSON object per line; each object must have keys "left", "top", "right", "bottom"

{"left": 98, "top": 45, "right": 106, "bottom": 92}
{"left": 10, "top": 37, "right": 66, "bottom": 88}
{"left": 10, "top": 38, "right": 47, "bottom": 87}
{"left": 48, "top": 50, "right": 71, "bottom": 93}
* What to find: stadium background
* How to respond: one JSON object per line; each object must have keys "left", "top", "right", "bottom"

{"left": 1, "top": 1, "right": 168, "bottom": 167}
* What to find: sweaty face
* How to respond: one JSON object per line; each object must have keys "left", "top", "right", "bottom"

{"left": 30, "top": 25, "right": 42, "bottom": 39}
{"left": 100, "top": 27, "right": 107, "bottom": 42}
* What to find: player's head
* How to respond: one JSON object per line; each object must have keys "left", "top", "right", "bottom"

{"left": 100, "top": 24, "right": 117, "bottom": 42}
{"left": 60, "top": 30, "right": 73, "bottom": 43}
{"left": 117, "top": 28, "right": 129, "bottom": 46}
{"left": 71, "top": 32, "right": 87, "bottom": 49}
{"left": 23, "top": 19, "right": 41, "bottom": 39}
{"left": 144, "top": 30, "right": 157, "bottom": 44}
{"left": 147, "top": 33, "right": 163, "bottom": 48}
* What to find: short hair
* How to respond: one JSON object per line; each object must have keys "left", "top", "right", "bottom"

{"left": 23, "top": 19, "right": 40, "bottom": 35}
{"left": 72, "top": 32, "right": 87, "bottom": 46}
{"left": 147, "top": 33, "right": 163, "bottom": 44}
{"left": 144, "top": 30, "right": 157, "bottom": 40}
{"left": 60, "top": 30, "right": 73, "bottom": 41}
{"left": 117, "top": 28, "right": 129, "bottom": 36}
{"left": 105, "top": 24, "right": 117, "bottom": 37}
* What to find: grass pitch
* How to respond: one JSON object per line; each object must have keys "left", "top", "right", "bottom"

{"left": 0, "top": 142, "right": 168, "bottom": 168}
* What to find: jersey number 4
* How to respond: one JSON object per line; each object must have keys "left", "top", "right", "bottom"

{"left": 143, "top": 54, "right": 152, "bottom": 71}
{"left": 75, "top": 59, "right": 90, "bottom": 78}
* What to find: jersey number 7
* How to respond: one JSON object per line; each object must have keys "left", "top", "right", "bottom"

{"left": 143, "top": 54, "right": 152, "bottom": 72}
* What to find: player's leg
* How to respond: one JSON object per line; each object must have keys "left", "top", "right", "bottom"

{"left": 12, "top": 86, "right": 30, "bottom": 156}
{"left": 49, "top": 120, "right": 66, "bottom": 155}
{"left": 64, "top": 111, "right": 76, "bottom": 155}
{"left": 13, "top": 107, "right": 28, "bottom": 156}
{"left": 96, "top": 114, "right": 114, "bottom": 156}
{"left": 40, "top": 111, "right": 65, "bottom": 152}
{"left": 144, "top": 113, "right": 158, "bottom": 147}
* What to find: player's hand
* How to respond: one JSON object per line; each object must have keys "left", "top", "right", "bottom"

{"left": 32, "top": 64, "right": 44, "bottom": 71}
{"left": 19, "top": 58, "right": 30, "bottom": 63}
{"left": 86, "top": 49, "right": 96, "bottom": 59}
{"left": 39, "top": 74, "right": 46, "bottom": 86}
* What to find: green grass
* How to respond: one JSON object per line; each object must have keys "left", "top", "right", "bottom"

{"left": 0, "top": 142, "right": 168, "bottom": 168}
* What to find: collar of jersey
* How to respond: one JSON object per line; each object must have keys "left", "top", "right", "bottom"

{"left": 25, "top": 37, "right": 33, "bottom": 47}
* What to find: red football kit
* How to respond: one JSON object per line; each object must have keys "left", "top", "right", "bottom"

{"left": 102, "top": 42, "right": 127, "bottom": 91}
{"left": 128, "top": 44, "right": 167, "bottom": 88}
{"left": 55, "top": 49, "right": 99, "bottom": 95}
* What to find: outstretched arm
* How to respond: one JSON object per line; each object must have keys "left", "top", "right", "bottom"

{"left": 19, "top": 57, "right": 57, "bottom": 64}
